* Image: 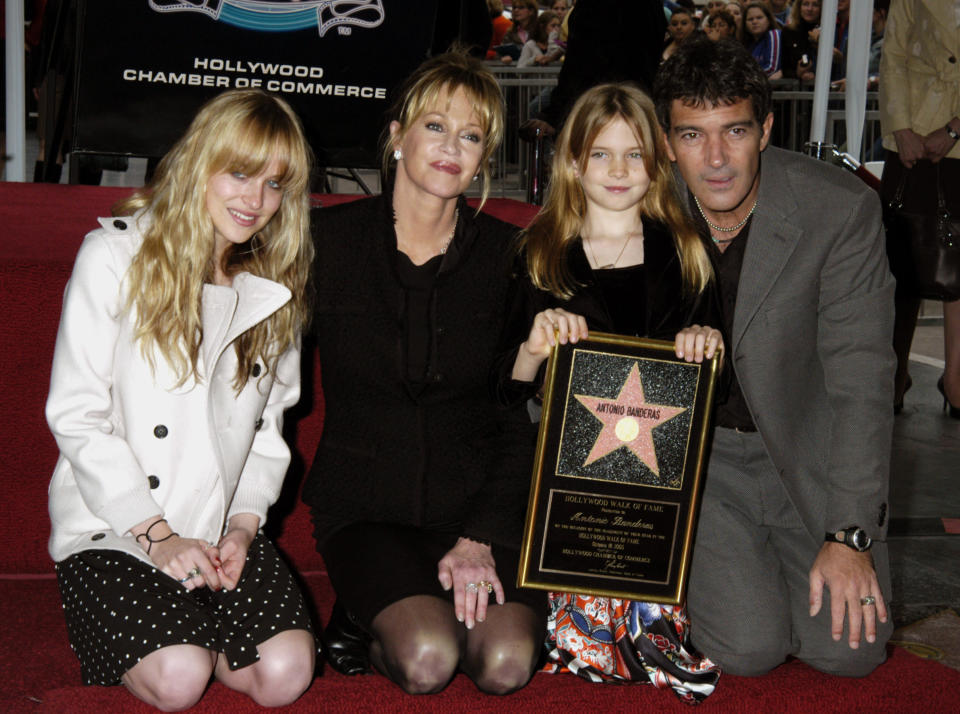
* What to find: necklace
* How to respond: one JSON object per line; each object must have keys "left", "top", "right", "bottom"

{"left": 439, "top": 208, "right": 459, "bottom": 254}
{"left": 584, "top": 232, "right": 633, "bottom": 270}
{"left": 694, "top": 194, "right": 757, "bottom": 235}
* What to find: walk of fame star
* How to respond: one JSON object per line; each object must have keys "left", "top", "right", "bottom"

{"left": 573, "top": 363, "right": 687, "bottom": 476}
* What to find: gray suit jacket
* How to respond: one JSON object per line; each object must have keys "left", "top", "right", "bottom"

{"left": 717, "top": 146, "right": 895, "bottom": 543}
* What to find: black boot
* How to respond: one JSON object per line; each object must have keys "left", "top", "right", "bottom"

{"left": 321, "top": 600, "right": 373, "bottom": 675}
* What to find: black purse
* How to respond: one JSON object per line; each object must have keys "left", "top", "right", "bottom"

{"left": 883, "top": 163, "right": 960, "bottom": 301}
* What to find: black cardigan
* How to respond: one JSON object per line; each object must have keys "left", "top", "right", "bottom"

{"left": 303, "top": 193, "right": 536, "bottom": 549}
{"left": 493, "top": 217, "right": 722, "bottom": 407}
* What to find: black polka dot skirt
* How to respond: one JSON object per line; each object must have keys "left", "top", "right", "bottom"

{"left": 55, "top": 534, "right": 315, "bottom": 685}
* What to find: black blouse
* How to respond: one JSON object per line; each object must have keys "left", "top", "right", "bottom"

{"left": 493, "top": 217, "right": 722, "bottom": 408}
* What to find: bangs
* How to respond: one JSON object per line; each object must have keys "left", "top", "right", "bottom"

{"left": 208, "top": 106, "right": 308, "bottom": 191}
{"left": 407, "top": 79, "right": 495, "bottom": 138}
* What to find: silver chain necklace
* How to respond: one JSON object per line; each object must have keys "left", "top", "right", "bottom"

{"left": 694, "top": 194, "right": 757, "bottom": 235}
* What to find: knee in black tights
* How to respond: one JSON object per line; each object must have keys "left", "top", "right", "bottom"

{"left": 376, "top": 628, "right": 460, "bottom": 694}
{"left": 464, "top": 640, "right": 538, "bottom": 695}
{"left": 461, "top": 603, "right": 544, "bottom": 695}
{"left": 369, "top": 595, "right": 462, "bottom": 694}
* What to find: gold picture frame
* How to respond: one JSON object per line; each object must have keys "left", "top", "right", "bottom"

{"left": 518, "top": 332, "right": 720, "bottom": 604}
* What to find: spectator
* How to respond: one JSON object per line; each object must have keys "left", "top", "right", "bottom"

{"left": 831, "top": 0, "right": 850, "bottom": 80}
{"left": 868, "top": 0, "right": 888, "bottom": 82}
{"left": 663, "top": 7, "right": 698, "bottom": 61}
{"left": 743, "top": 2, "right": 782, "bottom": 78}
{"left": 781, "top": 0, "right": 821, "bottom": 81}
{"left": 486, "top": 0, "right": 514, "bottom": 60}
{"left": 518, "top": 10, "right": 564, "bottom": 66}
{"left": 770, "top": 0, "right": 792, "bottom": 26}
{"left": 725, "top": 1, "right": 745, "bottom": 40}
{"left": 498, "top": 0, "right": 541, "bottom": 61}
{"left": 551, "top": 0, "right": 570, "bottom": 21}
{"left": 879, "top": 0, "right": 960, "bottom": 418}
{"left": 701, "top": 0, "right": 728, "bottom": 27}
{"left": 706, "top": 9, "right": 737, "bottom": 41}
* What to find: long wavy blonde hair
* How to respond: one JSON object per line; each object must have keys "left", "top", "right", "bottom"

{"left": 115, "top": 89, "right": 313, "bottom": 390}
{"left": 523, "top": 83, "right": 712, "bottom": 300}
{"left": 382, "top": 49, "right": 504, "bottom": 210}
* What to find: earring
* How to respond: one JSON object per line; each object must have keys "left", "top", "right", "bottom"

{"left": 472, "top": 173, "right": 480, "bottom": 182}
{"left": 394, "top": 148, "right": 402, "bottom": 161}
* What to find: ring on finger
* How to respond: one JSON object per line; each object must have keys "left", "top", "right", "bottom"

{"left": 477, "top": 580, "right": 493, "bottom": 594}
{"left": 178, "top": 567, "right": 201, "bottom": 583}
{"left": 860, "top": 595, "right": 876, "bottom": 607}
{"left": 466, "top": 582, "right": 479, "bottom": 593}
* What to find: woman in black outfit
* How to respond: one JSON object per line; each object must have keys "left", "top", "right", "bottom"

{"left": 780, "top": 0, "right": 822, "bottom": 80}
{"left": 302, "top": 51, "right": 544, "bottom": 695}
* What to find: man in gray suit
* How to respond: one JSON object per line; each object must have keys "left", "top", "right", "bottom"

{"left": 654, "top": 38, "right": 895, "bottom": 677}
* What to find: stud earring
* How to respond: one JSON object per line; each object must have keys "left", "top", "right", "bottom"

{"left": 394, "top": 148, "right": 402, "bottom": 161}
{"left": 472, "top": 173, "right": 480, "bottom": 182}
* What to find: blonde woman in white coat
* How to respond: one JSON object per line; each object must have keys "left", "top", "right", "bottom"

{"left": 46, "top": 89, "right": 316, "bottom": 711}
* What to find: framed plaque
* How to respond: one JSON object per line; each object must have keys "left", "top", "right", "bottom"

{"left": 518, "top": 332, "right": 719, "bottom": 604}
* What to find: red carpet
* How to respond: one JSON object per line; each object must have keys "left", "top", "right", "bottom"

{"left": 3, "top": 574, "right": 960, "bottom": 714}
{"left": 3, "top": 183, "right": 958, "bottom": 713}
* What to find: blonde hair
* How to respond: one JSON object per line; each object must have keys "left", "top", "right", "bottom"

{"left": 788, "top": 0, "right": 819, "bottom": 30}
{"left": 522, "top": 83, "right": 712, "bottom": 300}
{"left": 115, "top": 89, "right": 313, "bottom": 391}
{"left": 382, "top": 50, "right": 504, "bottom": 209}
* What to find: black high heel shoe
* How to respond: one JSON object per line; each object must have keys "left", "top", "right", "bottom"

{"left": 321, "top": 600, "right": 374, "bottom": 675}
{"left": 894, "top": 376, "right": 913, "bottom": 415}
{"left": 937, "top": 376, "right": 960, "bottom": 419}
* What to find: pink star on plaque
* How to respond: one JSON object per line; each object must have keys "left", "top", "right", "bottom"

{"left": 574, "top": 363, "right": 686, "bottom": 476}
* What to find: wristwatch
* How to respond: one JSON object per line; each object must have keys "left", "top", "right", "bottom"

{"left": 946, "top": 123, "right": 960, "bottom": 142}
{"left": 826, "top": 526, "right": 872, "bottom": 552}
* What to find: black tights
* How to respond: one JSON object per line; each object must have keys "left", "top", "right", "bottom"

{"left": 369, "top": 595, "right": 544, "bottom": 695}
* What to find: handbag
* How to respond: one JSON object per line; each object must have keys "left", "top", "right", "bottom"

{"left": 883, "top": 163, "right": 960, "bottom": 301}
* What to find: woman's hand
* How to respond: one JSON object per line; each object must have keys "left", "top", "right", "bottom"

{"left": 217, "top": 514, "right": 260, "bottom": 590}
{"left": 437, "top": 537, "right": 504, "bottom": 630}
{"left": 808, "top": 27, "right": 820, "bottom": 44}
{"left": 675, "top": 325, "right": 724, "bottom": 364}
{"left": 892, "top": 129, "right": 926, "bottom": 169}
{"left": 150, "top": 536, "right": 222, "bottom": 592}
{"left": 512, "top": 308, "right": 588, "bottom": 382}
{"left": 922, "top": 123, "right": 958, "bottom": 164}
{"left": 131, "top": 515, "right": 221, "bottom": 591}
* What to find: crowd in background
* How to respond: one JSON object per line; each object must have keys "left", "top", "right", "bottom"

{"left": 487, "top": 1, "right": 889, "bottom": 87}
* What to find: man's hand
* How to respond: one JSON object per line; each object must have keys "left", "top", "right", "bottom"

{"left": 809, "top": 542, "right": 887, "bottom": 649}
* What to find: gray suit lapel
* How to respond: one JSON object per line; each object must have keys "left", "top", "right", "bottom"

{"left": 732, "top": 149, "right": 804, "bottom": 350}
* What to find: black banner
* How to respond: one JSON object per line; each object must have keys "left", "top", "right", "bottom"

{"left": 74, "top": 1, "right": 439, "bottom": 166}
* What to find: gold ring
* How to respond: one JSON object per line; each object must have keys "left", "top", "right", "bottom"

{"left": 860, "top": 595, "right": 876, "bottom": 607}
{"left": 478, "top": 580, "right": 494, "bottom": 594}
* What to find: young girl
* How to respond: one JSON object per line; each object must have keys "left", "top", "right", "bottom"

{"left": 495, "top": 83, "right": 722, "bottom": 703}
{"left": 744, "top": 1, "right": 783, "bottom": 78}
{"left": 46, "top": 89, "right": 316, "bottom": 710}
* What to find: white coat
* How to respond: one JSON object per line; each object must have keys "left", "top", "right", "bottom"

{"left": 46, "top": 214, "right": 301, "bottom": 566}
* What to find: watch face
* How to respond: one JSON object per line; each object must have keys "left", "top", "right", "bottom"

{"left": 850, "top": 529, "right": 870, "bottom": 550}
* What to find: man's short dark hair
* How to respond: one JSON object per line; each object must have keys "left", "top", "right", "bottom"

{"left": 653, "top": 37, "right": 772, "bottom": 131}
